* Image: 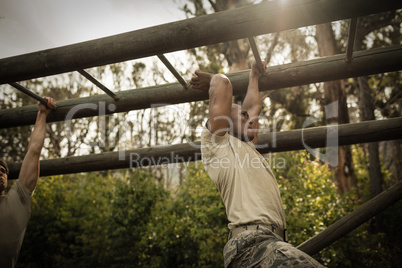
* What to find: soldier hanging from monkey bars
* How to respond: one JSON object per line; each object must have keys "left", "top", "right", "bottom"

{"left": 0, "top": 97, "right": 56, "bottom": 268}
{"left": 191, "top": 61, "right": 325, "bottom": 267}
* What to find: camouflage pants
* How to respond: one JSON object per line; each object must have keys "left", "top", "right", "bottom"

{"left": 224, "top": 226, "right": 325, "bottom": 268}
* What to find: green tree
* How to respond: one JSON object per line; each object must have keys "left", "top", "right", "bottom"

{"left": 272, "top": 148, "right": 402, "bottom": 267}
{"left": 139, "top": 162, "right": 227, "bottom": 267}
{"left": 104, "top": 169, "right": 170, "bottom": 267}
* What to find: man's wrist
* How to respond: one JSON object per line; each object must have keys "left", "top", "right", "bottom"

{"left": 249, "top": 73, "right": 260, "bottom": 80}
{"left": 37, "top": 110, "right": 50, "bottom": 117}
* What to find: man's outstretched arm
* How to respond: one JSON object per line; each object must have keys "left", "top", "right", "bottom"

{"left": 242, "top": 61, "right": 266, "bottom": 144}
{"left": 243, "top": 61, "right": 266, "bottom": 119}
{"left": 18, "top": 97, "right": 56, "bottom": 192}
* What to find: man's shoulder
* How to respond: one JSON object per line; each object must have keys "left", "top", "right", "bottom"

{"left": 3, "top": 180, "right": 32, "bottom": 206}
{"left": 201, "top": 126, "right": 229, "bottom": 144}
{"left": 201, "top": 127, "right": 234, "bottom": 161}
{"left": 14, "top": 180, "right": 32, "bottom": 195}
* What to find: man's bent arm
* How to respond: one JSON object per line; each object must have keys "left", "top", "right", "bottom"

{"left": 18, "top": 97, "right": 56, "bottom": 192}
{"left": 208, "top": 74, "right": 233, "bottom": 135}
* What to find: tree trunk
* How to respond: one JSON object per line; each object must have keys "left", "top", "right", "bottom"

{"left": 354, "top": 22, "right": 388, "bottom": 199}
{"left": 354, "top": 26, "right": 384, "bottom": 231}
{"left": 381, "top": 140, "right": 402, "bottom": 185}
{"left": 358, "top": 76, "right": 384, "bottom": 233}
{"left": 357, "top": 76, "right": 383, "bottom": 196}
{"left": 315, "top": 23, "right": 357, "bottom": 194}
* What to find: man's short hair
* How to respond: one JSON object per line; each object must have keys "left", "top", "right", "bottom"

{"left": 0, "top": 159, "right": 9, "bottom": 175}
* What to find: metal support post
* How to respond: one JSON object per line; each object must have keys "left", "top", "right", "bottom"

{"left": 346, "top": 18, "right": 358, "bottom": 63}
{"left": 157, "top": 54, "right": 188, "bottom": 89}
{"left": 248, "top": 36, "right": 265, "bottom": 73}
{"left": 9, "top": 82, "right": 48, "bottom": 105}
{"left": 77, "top": 69, "right": 120, "bottom": 101}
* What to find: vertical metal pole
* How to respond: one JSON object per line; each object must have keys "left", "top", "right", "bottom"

{"left": 346, "top": 18, "right": 358, "bottom": 63}
{"left": 248, "top": 36, "right": 264, "bottom": 73}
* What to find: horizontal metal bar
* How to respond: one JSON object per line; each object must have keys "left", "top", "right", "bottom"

{"left": 6, "top": 117, "right": 402, "bottom": 179}
{"left": 157, "top": 54, "right": 188, "bottom": 89}
{"left": 9, "top": 82, "right": 48, "bottom": 105}
{"left": 77, "top": 69, "right": 120, "bottom": 101}
{"left": 1, "top": 0, "right": 400, "bottom": 84}
{"left": 1, "top": 45, "right": 401, "bottom": 129}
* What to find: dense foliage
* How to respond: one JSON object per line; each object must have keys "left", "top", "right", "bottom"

{"left": 16, "top": 149, "right": 401, "bottom": 268}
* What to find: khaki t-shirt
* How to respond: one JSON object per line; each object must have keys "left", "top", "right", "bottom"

{"left": 0, "top": 180, "right": 32, "bottom": 268}
{"left": 201, "top": 128, "right": 286, "bottom": 230}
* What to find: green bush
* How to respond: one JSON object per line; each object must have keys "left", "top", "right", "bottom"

{"left": 16, "top": 150, "right": 401, "bottom": 267}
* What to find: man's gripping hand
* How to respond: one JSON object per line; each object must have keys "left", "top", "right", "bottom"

{"left": 250, "top": 60, "right": 266, "bottom": 78}
{"left": 38, "top": 97, "right": 57, "bottom": 115}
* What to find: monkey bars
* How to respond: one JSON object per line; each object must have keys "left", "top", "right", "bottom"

{"left": 1, "top": 45, "right": 401, "bottom": 129}
{"left": 0, "top": 0, "right": 400, "bottom": 84}
{"left": 1, "top": 0, "right": 402, "bottom": 261}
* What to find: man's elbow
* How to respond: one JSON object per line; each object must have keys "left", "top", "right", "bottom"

{"left": 210, "top": 74, "right": 231, "bottom": 90}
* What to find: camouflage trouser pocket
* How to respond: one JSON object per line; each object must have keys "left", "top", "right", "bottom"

{"left": 224, "top": 229, "right": 278, "bottom": 267}
{"left": 271, "top": 244, "right": 326, "bottom": 268}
